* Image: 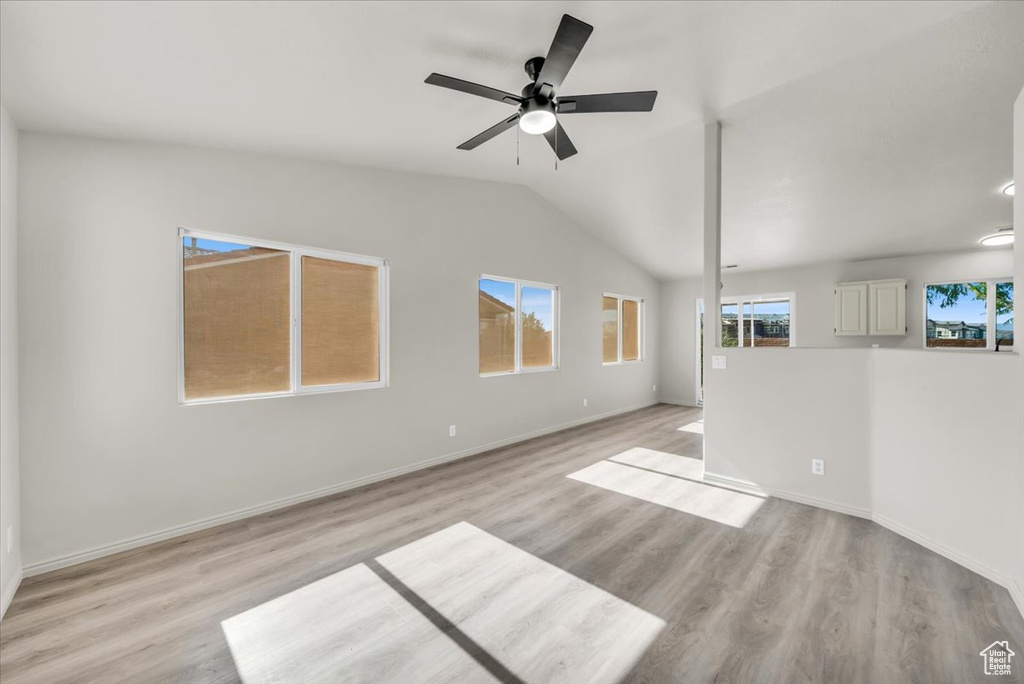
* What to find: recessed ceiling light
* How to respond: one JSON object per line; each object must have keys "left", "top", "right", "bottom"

{"left": 1003, "top": 182, "right": 1015, "bottom": 196}
{"left": 980, "top": 227, "right": 1014, "bottom": 247}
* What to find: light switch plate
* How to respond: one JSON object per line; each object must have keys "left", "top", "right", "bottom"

{"left": 711, "top": 355, "right": 727, "bottom": 370}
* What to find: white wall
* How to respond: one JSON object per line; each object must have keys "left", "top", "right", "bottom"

{"left": 702, "top": 348, "right": 872, "bottom": 515}
{"left": 702, "top": 345, "right": 1023, "bottom": 614}
{"left": 0, "top": 105, "right": 22, "bottom": 618}
{"left": 660, "top": 248, "right": 1015, "bottom": 406}
{"left": 870, "top": 351, "right": 1022, "bottom": 603}
{"left": 17, "top": 132, "right": 660, "bottom": 571}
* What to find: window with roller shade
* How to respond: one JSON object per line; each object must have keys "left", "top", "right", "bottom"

{"left": 603, "top": 294, "right": 643, "bottom": 364}
{"left": 180, "top": 229, "right": 388, "bottom": 403}
{"left": 479, "top": 276, "right": 559, "bottom": 375}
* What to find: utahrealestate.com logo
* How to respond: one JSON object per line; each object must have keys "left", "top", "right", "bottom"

{"left": 980, "top": 641, "right": 1015, "bottom": 676}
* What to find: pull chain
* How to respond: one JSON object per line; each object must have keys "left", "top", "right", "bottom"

{"left": 516, "top": 113, "right": 520, "bottom": 166}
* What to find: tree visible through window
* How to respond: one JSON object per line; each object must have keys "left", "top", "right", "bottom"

{"left": 479, "top": 277, "right": 558, "bottom": 375}
{"left": 925, "top": 280, "right": 1013, "bottom": 350}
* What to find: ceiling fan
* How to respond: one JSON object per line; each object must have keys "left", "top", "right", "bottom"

{"left": 425, "top": 14, "right": 658, "bottom": 161}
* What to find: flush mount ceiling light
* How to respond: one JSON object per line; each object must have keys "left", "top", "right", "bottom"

{"left": 980, "top": 226, "right": 1014, "bottom": 247}
{"left": 1003, "top": 182, "right": 1015, "bottom": 196}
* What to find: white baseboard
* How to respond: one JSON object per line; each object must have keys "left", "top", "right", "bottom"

{"left": 702, "top": 470, "right": 1022, "bottom": 620}
{"left": 702, "top": 471, "right": 870, "bottom": 518}
{"left": 1, "top": 567, "right": 23, "bottom": 621}
{"left": 763, "top": 486, "right": 872, "bottom": 520}
{"left": 700, "top": 471, "right": 768, "bottom": 496}
{"left": 1010, "top": 580, "right": 1024, "bottom": 622}
{"left": 24, "top": 401, "right": 658, "bottom": 578}
{"left": 659, "top": 397, "right": 699, "bottom": 408}
{"left": 871, "top": 512, "right": 1024, "bottom": 619}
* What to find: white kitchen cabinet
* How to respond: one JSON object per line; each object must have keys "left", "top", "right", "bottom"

{"left": 868, "top": 279, "right": 907, "bottom": 335}
{"left": 834, "top": 279, "right": 906, "bottom": 336}
{"left": 834, "top": 283, "right": 868, "bottom": 336}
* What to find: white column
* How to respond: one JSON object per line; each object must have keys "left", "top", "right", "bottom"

{"left": 702, "top": 121, "right": 722, "bottom": 374}
{"left": 702, "top": 121, "right": 722, "bottom": 470}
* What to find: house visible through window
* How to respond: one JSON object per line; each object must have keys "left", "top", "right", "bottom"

{"left": 603, "top": 294, "right": 643, "bottom": 364}
{"left": 718, "top": 296, "right": 792, "bottom": 348}
{"left": 697, "top": 294, "right": 794, "bottom": 405}
{"left": 180, "top": 230, "right": 388, "bottom": 402}
{"left": 925, "top": 279, "right": 1013, "bottom": 350}
{"left": 479, "top": 276, "right": 558, "bottom": 375}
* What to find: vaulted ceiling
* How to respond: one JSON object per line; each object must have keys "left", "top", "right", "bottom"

{"left": 2, "top": 1, "right": 1020, "bottom": 279}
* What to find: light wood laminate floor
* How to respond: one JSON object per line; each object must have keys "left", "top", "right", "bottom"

{"left": 1, "top": 404, "right": 1021, "bottom": 683}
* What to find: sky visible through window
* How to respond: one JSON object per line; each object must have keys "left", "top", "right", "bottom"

{"left": 752, "top": 301, "right": 790, "bottom": 315}
{"left": 184, "top": 237, "right": 251, "bottom": 253}
{"left": 926, "top": 285, "right": 987, "bottom": 324}
{"left": 522, "top": 287, "right": 554, "bottom": 330}
{"left": 996, "top": 281, "right": 1014, "bottom": 339}
{"left": 480, "top": 279, "right": 553, "bottom": 329}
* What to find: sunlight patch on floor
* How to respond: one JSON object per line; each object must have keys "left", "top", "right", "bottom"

{"left": 568, "top": 449, "right": 764, "bottom": 528}
{"left": 678, "top": 420, "right": 704, "bottom": 434}
{"left": 377, "top": 522, "right": 664, "bottom": 683}
{"left": 610, "top": 446, "right": 704, "bottom": 479}
{"left": 222, "top": 522, "right": 664, "bottom": 684}
{"left": 222, "top": 562, "right": 498, "bottom": 684}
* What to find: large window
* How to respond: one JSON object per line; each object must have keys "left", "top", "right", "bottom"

{"left": 180, "top": 229, "right": 388, "bottom": 403}
{"left": 479, "top": 276, "right": 558, "bottom": 375}
{"left": 718, "top": 296, "right": 792, "bottom": 348}
{"left": 603, "top": 294, "right": 643, "bottom": 364}
{"left": 925, "top": 279, "right": 1013, "bottom": 350}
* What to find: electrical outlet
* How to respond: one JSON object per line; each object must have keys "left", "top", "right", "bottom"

{"left": 449, "top": 425, "right": 456, "bottom": 438}
{"left": 652, "top": 384, "right": 657, "bottom": 392}
{"left": 812, "top": 459, "right": 825, "bottom": 476}
{"left": 583, "top": 398, "right": 588, "bottom": 408}
{"left": 6, "top": 526, "right": 11, "bottom": 553}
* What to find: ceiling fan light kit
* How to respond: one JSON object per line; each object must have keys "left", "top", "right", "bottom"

{"left": 425, "top": 14, "right": 658, "bottom": 161}
{"left": 519, "top": 98, "right": 557, "bottom": 135}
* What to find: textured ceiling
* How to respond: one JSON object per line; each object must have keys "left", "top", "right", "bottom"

{"left": 2, "top": 0, "right": 1020, "bottom": 279}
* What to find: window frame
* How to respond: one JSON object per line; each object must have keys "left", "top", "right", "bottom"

{"left": 478, "top": 274, "right": 560, "bottom": 377}
{"left": 921, "top": 277, "right": 1013, "bottom": 352}
{"left": 698, "top": 292, "right": 796, "bottom": 350}
{"left": 602, "top": 293, "right": 645, "bottom": 365}
{"left": 178, "top": 227, "right": 390, "bottom": 405}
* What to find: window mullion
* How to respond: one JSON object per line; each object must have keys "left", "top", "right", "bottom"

{"left": 292, "top": 250, "right": 301, "bottom": 393}
{"left": 987, "top": 280, "right": 997, "bottom": 351}
{"left": 617, "top": 297, "right": 624, "bottom": 363}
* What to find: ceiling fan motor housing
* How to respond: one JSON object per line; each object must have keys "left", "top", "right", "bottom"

{"left": 524, "top": 56, "right": 546, "bottom": 82}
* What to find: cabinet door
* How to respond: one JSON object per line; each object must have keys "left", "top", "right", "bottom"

{"left": 834, "top": 284, "right": 868, "bottom": 336}
{"left": 869, "top": 279, "right": 907, "bottom": 336}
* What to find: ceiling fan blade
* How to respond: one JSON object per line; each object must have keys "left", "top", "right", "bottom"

{"left": 543, "top": 121, "right": 578, "bottom": 160}
{"left": 558, "top": 91, "right": 658, "bottom": 114}
{"left": 533, "top": 15, "right": 594, "bottom": 94}
{"left": 457, "top": 114, "right": 520, "bottom": 150}
{"left": 425, "top": 73, "right": 523, "bottom": 105}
